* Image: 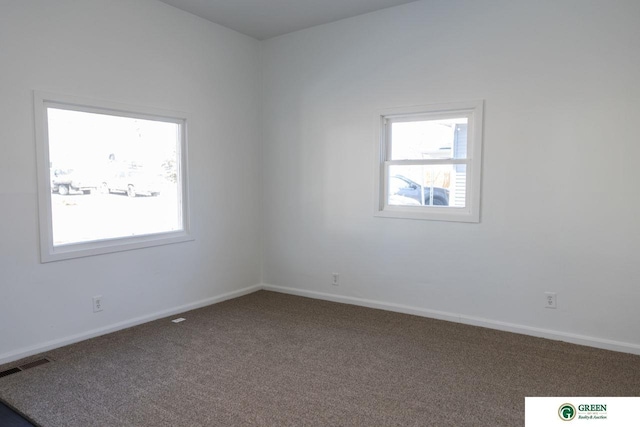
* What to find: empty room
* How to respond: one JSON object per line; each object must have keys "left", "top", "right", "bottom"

{"left": 1, "top": 0, "right": 639, "bottom": 425}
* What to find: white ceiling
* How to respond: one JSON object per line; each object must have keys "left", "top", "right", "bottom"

{"left": 157, "top": 0, "right": 419, "bottom": 40}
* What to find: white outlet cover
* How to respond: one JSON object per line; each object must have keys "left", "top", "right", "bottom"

{"left": 544, "top": 292, "right": 557, "bottom": 309}
{"left": 92, "top": 296, "right": 103, "bottom": 313}
{"left": 332, "top": 273, "right": 339, "bottom": 285}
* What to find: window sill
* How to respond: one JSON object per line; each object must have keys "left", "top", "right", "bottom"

{"left": 374, "top": 206, "right": 479, "bottom": 223}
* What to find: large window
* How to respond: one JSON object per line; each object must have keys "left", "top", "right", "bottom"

{"left": 375, "top": 101, "right": 484, "bottom": 222}
{"left": 34, "top": 91, "right": 192, "bottom": 262}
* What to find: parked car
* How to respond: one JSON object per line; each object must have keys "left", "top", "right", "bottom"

{"left": 388, "top": 194, "right": 422, "bottom": 206}
{"left": 51, "top": 169, "right": 97, "bottom": 195}
{"left": 390, "top": 175, "right": 449, "bottom": 206}
{"left": 101, "top": 170, "right": 161, "bottom": 197}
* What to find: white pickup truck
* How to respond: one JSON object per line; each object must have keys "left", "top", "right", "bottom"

{"left": 51, "top": 169, "right": 97, "bottom": 195}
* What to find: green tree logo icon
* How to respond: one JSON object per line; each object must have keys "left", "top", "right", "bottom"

{"left": 558, "top": 403, "right": 576, "bottom": 421}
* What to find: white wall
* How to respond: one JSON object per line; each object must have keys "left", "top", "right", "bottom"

{"left": 261, "top": 0, "right": 640, "bottom": 352}
{"left": 0, "top": 0, "right": 262, "bottom": 363}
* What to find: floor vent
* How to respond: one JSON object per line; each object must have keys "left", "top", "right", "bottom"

{"left": 0, "top": 358, "right": 51, "bottom": 379}
{"left": 19, "top": 358, "right": 51, "bottom": 371}
{"left": 0, "top": 368, "right": 21, "bottom": 379}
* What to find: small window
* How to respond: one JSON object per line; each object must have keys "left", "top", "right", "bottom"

{"left": 374, "top": 101, "right": 484, "bottom": 222}
{"left": 34, "top": 91, "right": 192, "bottom": 262}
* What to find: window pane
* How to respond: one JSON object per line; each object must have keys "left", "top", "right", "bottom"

{"left": 47, "top": 108, "right": 183, "bottom": 246}
{"left": 390, "top": 118, "right": 467, "bottom": 160}
{"left": 388, "top": 164, "right": 467, "bottom": 208}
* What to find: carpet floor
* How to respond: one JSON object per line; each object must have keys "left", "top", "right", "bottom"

{"left": 0, "top": 290, "right": 638, "bottom": 426}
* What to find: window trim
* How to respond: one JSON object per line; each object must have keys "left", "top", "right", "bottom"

{"left": 374, "top": 100, "right": 484, "bottom": 223}
{"left": 34, "top": 90, "right": 193, "bottom": 262}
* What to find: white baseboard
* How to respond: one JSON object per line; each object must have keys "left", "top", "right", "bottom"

{"left": 262, "top": 284, "right": 640, "bottom": 356}
{"left": 0, "top": 284, "right": 262, "bottom": 366}
{"left": 3, "top": 282, "right": 638, "bottom": 366}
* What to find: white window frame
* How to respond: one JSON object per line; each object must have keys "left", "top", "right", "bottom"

{"left": 374, "top": 100, "right": 484, "bottom": 222}
{"left": 34, "top": 91, "right": 193, "bottom": 262}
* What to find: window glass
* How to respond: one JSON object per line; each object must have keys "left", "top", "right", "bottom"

{"left": 390, "top": 118, "right": 468, "bottom": 160}
{"left": 47, "top": 108, "right": 183, "bottom": 245}
{"left": 388, "top": 164, "right": 467, "bottom": 207}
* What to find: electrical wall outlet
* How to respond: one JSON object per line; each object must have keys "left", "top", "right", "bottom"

{"left": 331, "top": 273, "right": 339, "bottom": 286}
{"left": 544, "top": 292, "right": 557, "bottom": 309}
{"left": 93, "top": 295, "right": 103, "bottom": 312}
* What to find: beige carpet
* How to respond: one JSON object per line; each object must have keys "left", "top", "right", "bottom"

{"left": 0, "top": 291, "right": 638, "bottom": 426}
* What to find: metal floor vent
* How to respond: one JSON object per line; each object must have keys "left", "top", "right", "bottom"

{"left": 0, "top": 358, "right": 51, "bottom": 379}
{"left": 0, "top": 368, "right": 21, "bottom": 379}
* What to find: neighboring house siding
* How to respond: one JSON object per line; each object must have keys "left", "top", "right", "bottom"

{"left": 453, "top": 124, "right": 468, "bottom": 207}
